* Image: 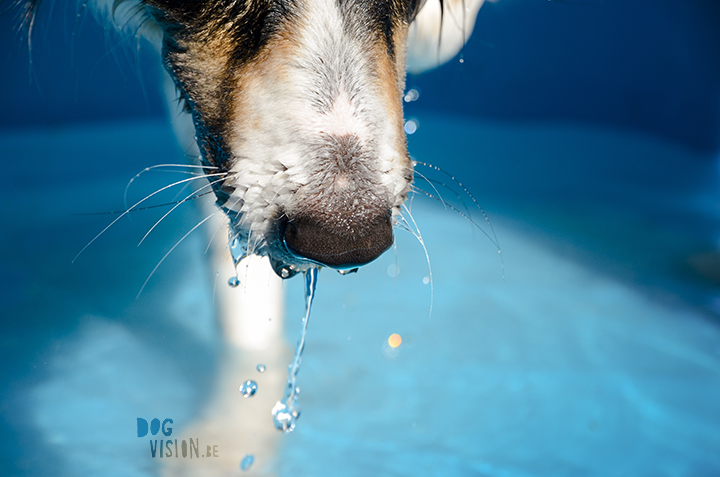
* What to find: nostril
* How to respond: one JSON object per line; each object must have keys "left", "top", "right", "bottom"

{"left": 283, "top": 213, "right": 393, "bottom": 268}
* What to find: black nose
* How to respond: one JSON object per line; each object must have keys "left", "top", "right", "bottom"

{"left": 283, "top": 212, "right": 393, "bottom": 268}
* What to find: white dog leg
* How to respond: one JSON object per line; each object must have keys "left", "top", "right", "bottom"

{"left": 161, "top": 73, "right": 288, "bottom": 476}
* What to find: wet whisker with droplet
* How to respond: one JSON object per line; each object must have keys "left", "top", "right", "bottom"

{"left": 412, "top": 161, "right": 505, "bottom": 279}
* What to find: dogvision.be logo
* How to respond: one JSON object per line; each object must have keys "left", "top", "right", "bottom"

{"left": 137, "top": 418, "right": 219, "bottom": 459}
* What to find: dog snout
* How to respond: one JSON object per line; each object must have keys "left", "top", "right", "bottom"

{"left": 282, "top": 210, "right": 393, "bottom": 269}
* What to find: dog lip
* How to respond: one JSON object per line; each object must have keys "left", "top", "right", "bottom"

{"left": 282, "top": 213, "right": 393, "bottom": 269}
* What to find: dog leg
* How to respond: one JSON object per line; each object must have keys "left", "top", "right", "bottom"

{"left": 161, "top": 72, "right": 289, "bottom": 476}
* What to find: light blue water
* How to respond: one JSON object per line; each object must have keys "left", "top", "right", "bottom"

{"left": 1, "top": 116, "right": 719, "bottom": 476}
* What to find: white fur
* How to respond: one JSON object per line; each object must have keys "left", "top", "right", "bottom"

{"left": 223, "top": 0, "right": 409, "bottom": 248}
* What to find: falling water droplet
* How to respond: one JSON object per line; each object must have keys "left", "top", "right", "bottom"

{"left": 228, "top": 276, "right": 240, "bottom": 288}
{"left": 240, "top": 454, "right": 254, "bottom": 471}
{"left": 271, "top": 401, "right": 299, "bottom": 433}
{"left": 229, "top": 236, "right": 247, "bottom": 266}
{"left": 273, "top": 267, "right": 318, "bottom": 433}
{"left": 240, "top": 380, "right": 258, "bottom": 398}
{"left": 256, "top": 364, "right": 266, "bottom": 373}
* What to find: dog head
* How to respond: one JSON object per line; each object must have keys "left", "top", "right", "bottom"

{"left": 116, "top": 0, "right": 483, "bottom": 277}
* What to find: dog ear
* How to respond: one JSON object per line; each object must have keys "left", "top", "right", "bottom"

{"left": 406, "top": 0, "right": 485, "bottom": 73}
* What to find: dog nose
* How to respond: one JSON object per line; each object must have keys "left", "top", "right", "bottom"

{"left": 283, "top": 212, "right": 393, "bottom": 268}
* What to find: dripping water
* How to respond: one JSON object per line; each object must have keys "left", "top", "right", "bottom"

{"left": 227, "top": 236, "right": 247, "bottom": 287}
{"left": 272, "top": 267, "right": 319, "bottom": 433}
{"left": 239, "top": 380, "right": 257, "bottom": 398}
{"left": 240, "top": 454, "right": 254, "bottom": 471}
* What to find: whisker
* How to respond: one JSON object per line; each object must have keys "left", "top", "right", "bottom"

{"left": 124, "top": 163, "right": 219, "bottom": 211}
{"left": 410, "top": 185, "right": 493, "bottom": 245}
{"left": 412, "top": 168, "right": 449, "bottom": 210}
{"left": 399, "top": 204, "right": 434, "bottom": 318}
{"left": 207, "top": 194, "right": 247, "bottom": 305}
{"left": 413, "top": 160, "right": 504, "bottom": 278}
{"left": 73, "top": 190, "right": 215, "bottom": 216}
{"left": 411, "top": 186, "right": 505, "bottom": 279}
{"left": 137, "top": 209, "right": 221, "bottom": 298}
{"left": 138, "top": 176, "right": 227, "bottom": 246}
{"left": 412, "top": 171, "right": 473, "bottom": 218}
{"left": 205, "top": 194, "right": 244, "bottom": 256}
{"left": 204, "top": 213, "right": 229, "bottom": 256}
{"left": 72, "top": 172, "right": 227, "bottom": 263}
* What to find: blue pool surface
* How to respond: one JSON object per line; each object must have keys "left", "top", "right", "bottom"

{"left": 1, "top": 114, "right": 719, "bottom": 476}
{"left": 2, "top": 0, "right": 720, "bottom": 474}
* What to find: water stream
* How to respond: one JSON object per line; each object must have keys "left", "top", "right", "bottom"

{"left": 272, "top": 267, "right": 319, "bottom": 433}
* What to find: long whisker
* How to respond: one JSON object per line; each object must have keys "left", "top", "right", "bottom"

{"left": 124, "top": 163, "right": 218, "bottom": 210}
{"left": 137, "top": 209, "right": 221, "bottom": 298}
{"left": 410, "top": 186, "right": 496, "bottom": 247}
{"left": 204, "top": 212, "right": 229, "bottom": 256}
{"left": 412, "top": 168, "right": 449, "bottom": 210}
{"left": 138, "top": 176, "right": 227, "bottom": 246}
{"left": 413, "top": 172, "right": 473, "bottom": 217}
{"left": 411, "top": 186, "right": 505, "bottom": 279}
{"left": 73, "top": 190, "right": 216, "bottom": 216}
{"left": 413, "top": 160, "right": 504, "bottom": 278}
{"left": 399, "top": 204, "right": 433, "bottom": 318}
{"left": 73, "top": 172, "right": 227, "bottom": 263}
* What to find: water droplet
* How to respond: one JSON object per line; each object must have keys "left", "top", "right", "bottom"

{"left": 240, "top": 380, "right": 258, "bottom": 398}
{"left": 280, "top": 267, "right": 291, "bottom": 278}
{"left": 240, "top": 454, "right": 254, "bottom": 471}
{"left": 404, "top": 119, "right": 419, "bottom": 135}
{"left": 422, "top": 276, "right": 430, "bottom": 285}
{"left": 228, "top": 276, "right": 240, "bottom": 288}
{"left": 256, "top": 364, "right": 266, "bottom": 373}
{"left": 387, "top": 264, "right": 400, "bottom": 278}
{"left": 229, "top": 236, "right": 247, "bottom": 266}
{"left": 272, "top": 401, "right": 300, "bottom": 433}
{"left": 337, "top": 268, "right": 358, "bottom": 275}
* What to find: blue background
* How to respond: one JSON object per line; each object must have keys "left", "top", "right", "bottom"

{"left": 1, "top": 1, "right": 720, "bottom": 476}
